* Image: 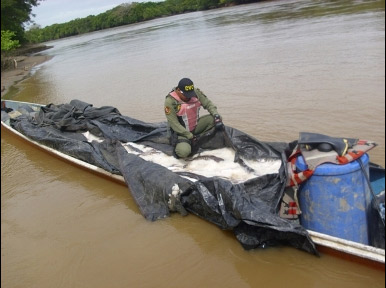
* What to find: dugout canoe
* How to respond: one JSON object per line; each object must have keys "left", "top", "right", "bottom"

{"left": 1, "top": 99, "right": 384, "bottom": 270}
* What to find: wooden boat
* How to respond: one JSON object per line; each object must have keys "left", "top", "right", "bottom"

{"left": 1, "top": 99, "right": 384, "bottom": 269}
{"left": 1, "top": 100, "right": 126, "bottom": 185}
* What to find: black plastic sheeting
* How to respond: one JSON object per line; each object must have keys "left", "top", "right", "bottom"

{"left": 368, "top": 191, "right": 385, "bottom": 249}
{"left": 9, "top": 99, "right": 317, "bottom": 255}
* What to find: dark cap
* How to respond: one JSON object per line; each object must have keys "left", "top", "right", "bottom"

{"left": 177, "top": 78, "right": 197, "bottom": 98}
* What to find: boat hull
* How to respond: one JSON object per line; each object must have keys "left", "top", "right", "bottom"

{"left": 1, "top": 100, "right": 384, "bottom": 269}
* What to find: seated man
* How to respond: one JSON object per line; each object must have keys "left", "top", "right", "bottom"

{"left": 164, "top": 78, "right": 222, "bottom": 158}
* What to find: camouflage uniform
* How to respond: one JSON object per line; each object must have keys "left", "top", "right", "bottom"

{"left": 164, "top": 88, "right": 219, "bottom": 158}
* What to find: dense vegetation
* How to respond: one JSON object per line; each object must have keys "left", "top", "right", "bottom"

{"left": 1, "top": 0, "right": 43, "bottom": 70}
{"left": 1, "top": 0, "right": 40, "bottom": 45}
{"left": 23, "top": 0, "right": 264, "bottom": 44}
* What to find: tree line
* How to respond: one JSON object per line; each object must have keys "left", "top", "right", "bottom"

{"left": 24, "top": 0, "right": 243, "bottom": 43}
{"left": 1, "top": 0, "right": 265, "bottom": 48}
{"left": 1, "top": 0, "right": 40, "bottom": 51}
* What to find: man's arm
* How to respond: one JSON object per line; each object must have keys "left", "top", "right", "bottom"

{"left": 196, "top": 88, "right": 219, "bottom": 116}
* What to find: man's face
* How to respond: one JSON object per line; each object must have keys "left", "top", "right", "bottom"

{"left": 177, "top": 89, "right": 190, "bottom": 102}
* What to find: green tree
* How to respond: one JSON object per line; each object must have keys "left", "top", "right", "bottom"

{"left": 1, "top": 30, "right": 20, "bottom": 51}
{"left": 1, "top": 0, "right": 42, "bottom": 43}
{"left": 24, "top": 0, "right": 269, "bottom": 44}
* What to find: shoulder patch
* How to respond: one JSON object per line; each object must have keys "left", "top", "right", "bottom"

{"left": 164, "top": 106, "right": 171, "bottom": 115}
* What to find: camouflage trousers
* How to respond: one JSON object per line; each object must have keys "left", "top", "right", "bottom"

{"left": 174, "top": 114, "right": 215, "bottom": 158}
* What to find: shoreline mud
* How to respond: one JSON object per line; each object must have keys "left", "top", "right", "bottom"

{"left": 1, "top": 46, "right": 53, "bottom": 96}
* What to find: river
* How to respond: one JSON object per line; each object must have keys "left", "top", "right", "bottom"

{"left": 1, "top": 0, "right": 385, "bottom": 287}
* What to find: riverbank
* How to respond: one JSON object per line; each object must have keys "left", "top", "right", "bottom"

{"left": 1, "top": 45, "right": 53, "bottom": 96}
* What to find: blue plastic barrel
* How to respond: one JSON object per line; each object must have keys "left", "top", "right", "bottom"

{"left": 296, "top": 153, "right": 370, "bottom": 244}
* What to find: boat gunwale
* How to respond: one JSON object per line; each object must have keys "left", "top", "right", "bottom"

{"left": 1, "top": 100, "right": 126, "bottom": 185}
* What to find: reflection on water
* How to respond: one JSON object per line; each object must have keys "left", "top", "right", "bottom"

{"left": 256, "top": 0, "right": 385, "bottom": 23}
{"left": 2, "top": 0, "right": 385, "bottom": 287}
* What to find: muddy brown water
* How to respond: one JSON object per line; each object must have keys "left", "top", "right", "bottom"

{"left": 2, "top": 1, "right": 385, "bottom": 287}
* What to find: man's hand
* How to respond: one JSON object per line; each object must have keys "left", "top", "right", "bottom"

{"left": 214, "top": 114, "right": 223, "bottom": 130}
{"left": 191, "top": 135, "right": 199, "bottom": 146}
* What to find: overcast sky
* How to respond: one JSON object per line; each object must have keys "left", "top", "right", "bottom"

{"left": 31, "top": 0, "right": 150, "bottom": 28}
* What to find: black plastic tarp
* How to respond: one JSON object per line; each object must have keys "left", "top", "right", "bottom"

{"left": 10, "top": 99, "right": 317, "bottom": 255}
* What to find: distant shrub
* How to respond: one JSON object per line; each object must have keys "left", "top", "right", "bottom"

{"left": 1, "top": 30, "right": 21, "bottom": 52}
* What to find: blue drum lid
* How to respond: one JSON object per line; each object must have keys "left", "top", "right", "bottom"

{"left": 296, "top": 153, "right": 369, "bottom": 176}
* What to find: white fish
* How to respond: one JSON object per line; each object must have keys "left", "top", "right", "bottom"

{"left": 123, "top": 142, "right": 281, "bottom": 184}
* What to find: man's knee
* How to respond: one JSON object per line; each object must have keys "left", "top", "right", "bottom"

{"left": 175, "top": 142, "right": 191, "bottom": 158}
{"left": 195, "top": 114, "right": 215, "bottom": 134}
